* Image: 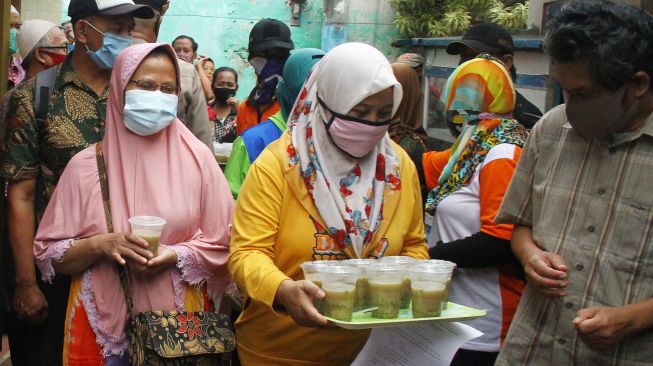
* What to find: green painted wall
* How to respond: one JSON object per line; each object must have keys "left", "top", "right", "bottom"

{"left": 156, "top": 0, "right": 401, "bottom": 100}
{"left": 59, "top": 0, "right": 401, "bottom": 100}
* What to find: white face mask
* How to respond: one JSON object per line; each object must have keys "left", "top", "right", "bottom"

{"left": 124, "top": 90, "right": 178, "bottom": 136}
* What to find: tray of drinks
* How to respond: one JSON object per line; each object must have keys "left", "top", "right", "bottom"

{"left": 302, "top": 257, "right": 486, "bottom": 329}
{"left": 324, "top": 303, "right": 486, "bottom": 330}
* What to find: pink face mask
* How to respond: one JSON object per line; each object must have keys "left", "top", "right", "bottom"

{"left": 319, "top": 98, "right": 391, "bottom": 159}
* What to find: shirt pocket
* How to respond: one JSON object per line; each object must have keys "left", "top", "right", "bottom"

{"left": 604, "top": 201, "right": 652, "bottom": 276}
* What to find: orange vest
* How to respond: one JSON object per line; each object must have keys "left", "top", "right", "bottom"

{"left": 236, "top": 98, "right": 280, "bottom": 135}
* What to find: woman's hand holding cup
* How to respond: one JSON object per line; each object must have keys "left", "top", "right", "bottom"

{"left": 97, "top": 232, "right": 152, "bottom": 266}
{"left": 274, "top": 279, "right": 335, "bottom": 329}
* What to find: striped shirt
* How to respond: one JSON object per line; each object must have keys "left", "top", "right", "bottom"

{"left": 495, "top": 105, "right": 653, "bottom": 365}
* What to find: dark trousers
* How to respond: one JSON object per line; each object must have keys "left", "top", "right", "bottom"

{"left": 3, "top": 241, "right": 70, "bottom": 366}
{"left": 450, "top": 348, "right": 498, "bottom": 366}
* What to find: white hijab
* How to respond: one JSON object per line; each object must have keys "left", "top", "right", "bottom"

{"left": 289, "top": 42, "right": 403, "bottom": 258}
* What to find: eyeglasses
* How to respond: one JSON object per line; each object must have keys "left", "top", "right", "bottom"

{"left": 129, "top": 79, "right": 180, "bottom": 95}
{"left": 39, "top": 46, "right": 70, "bottom": 55}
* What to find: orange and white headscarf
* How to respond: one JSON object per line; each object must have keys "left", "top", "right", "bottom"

{"left": 426, "top": 55, "right": 527, "bottom": 213}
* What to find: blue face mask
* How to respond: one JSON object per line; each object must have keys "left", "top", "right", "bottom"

{"left": 83, "top": 20, "right": 132, "bottom": 69}
{"left": 124, "top": 90, "right": 178, "bottom": 136}
{"left": 9, "top": 28, "right": 18, "bottom": 54}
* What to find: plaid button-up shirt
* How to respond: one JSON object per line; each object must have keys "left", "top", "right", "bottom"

{"left": 495, "top": 105, "right": 653, "bottom": 365}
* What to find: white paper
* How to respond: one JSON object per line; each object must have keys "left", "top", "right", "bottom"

{"left": 352, "top": 322, "right": 483, "bottom": 366}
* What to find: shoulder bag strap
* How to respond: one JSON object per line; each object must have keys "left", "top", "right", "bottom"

{"left": 95, "top": 141, "right": 136, "bottom": 319}
{"left": 34, "top": 65, "right": 58, "bottom": 126}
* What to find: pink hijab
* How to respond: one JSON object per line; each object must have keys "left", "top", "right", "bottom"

{"left": 34, "top": 43, "right": 234, "bottom": 356}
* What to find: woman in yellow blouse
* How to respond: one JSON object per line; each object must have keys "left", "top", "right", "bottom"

{"left": 229, "top": 42, "right": 428, "bottom": 365}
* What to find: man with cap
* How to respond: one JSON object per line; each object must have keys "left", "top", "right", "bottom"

{"left": 236, "top": 18, "right": 294, "bottom": 134}
{"left": 225, "top": 48, "right": 324, "bottom": 199}
{"left": 17, "top": 20, "right": 69, "bottom": 80}
{"left": 132, "top": 0, "right": 214, "bottom": 151}
{"left": 446, "top": 22, "right": 542, "bottom": 129}
{"left": 0, "top": 2, "right": 153, "bottom": 365}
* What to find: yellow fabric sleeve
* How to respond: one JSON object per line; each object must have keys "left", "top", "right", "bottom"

{"left": 228, "top": 150, "right": 291, "bottom": 310}
{"left": 399, "top": 156, "right": 429, "bottom": 260}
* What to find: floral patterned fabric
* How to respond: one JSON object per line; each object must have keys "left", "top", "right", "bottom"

{"left": 287, "top": 43, "right": 403, "bottom": 259}
{"left": 63, "top": 275, "right": 225, "bottom": 366}
{"left": 131, "top": 310, "right": 235, "bottom": 364}
{"left": 207, "top": 106, "right": 237, "bottom": 143}
{"left": 8, "top": 56, "right": 25, "bottom": 88}
{"left": 0, "top": 57, "right": 107, "bottom": 219}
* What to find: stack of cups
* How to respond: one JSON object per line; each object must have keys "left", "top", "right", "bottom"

{"left": 301, "top": 261, "right": 332, "bottom": 313}
{"left": 317, "top": 266, "right": 360, "bottom": 321}
{"left": 128, "top": 216, "right": 166, "bottom": 255}
{"left": 379, "top": 256, "right": 416, "bottom": 310}
{"left": 343, "top": 259, "right": 377, "bottom": 311}
{"left": 366, "top": 263, "right": 405, "bottom": 319}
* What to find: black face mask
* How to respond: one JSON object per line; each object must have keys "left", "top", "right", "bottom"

{"left": 213, "top": 87, "right": 236, "bottom": 104}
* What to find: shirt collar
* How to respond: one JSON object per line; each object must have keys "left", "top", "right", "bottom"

{"left": 59, "top": 55, "right": 109, "bottom": 99}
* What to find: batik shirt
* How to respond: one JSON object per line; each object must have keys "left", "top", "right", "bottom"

{"left": 1, "top": 58, "right": 107, "bottom": 219}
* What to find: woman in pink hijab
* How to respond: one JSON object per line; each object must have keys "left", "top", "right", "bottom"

{"left": 33, "top": 43, "right": 234, "bottom": 366}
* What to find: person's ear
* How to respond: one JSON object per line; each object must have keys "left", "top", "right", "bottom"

{"left": 500, "top": 54, "right": 514, "bottom": 72}
{"left": 629, "top": 71, "right": 651, "bottom": 99}
{"left": 74, "top": 19, "right": 88, "bottom": 44}
{"left": 33, "top": 49, "right": 48, "bottom": 66}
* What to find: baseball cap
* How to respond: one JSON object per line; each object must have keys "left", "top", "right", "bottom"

{"left": 17, "top": 19, "right": 59, "bottom": 60}
{"left": 446, "top": 23, "right": 514, "bottom": 56}
{"left": 248, "top": 18, "right": 294, "bottom": 54}
{"left": 133, "top": 0, "right": 166, "bottom": 12}
{"left": 396, "top": 53, "right": 424, "bottom": 68}
{"left": 68, "top": 0, "right": 154, "bottom": 21}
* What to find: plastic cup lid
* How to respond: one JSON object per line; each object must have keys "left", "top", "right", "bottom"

{"left": 301, "top": 260, "right": 333, "bottom": 272}
{"left": 317, "top": 265, "right": 360, "bottom": 275}
{"left": 128, "top": 215, "right": 166, "bottom": 227}
{"left": 379, "top": 256, "right": 417, "bottom": 264}
{"left": 343, "top": 259, "right": 377, "bottom": 267}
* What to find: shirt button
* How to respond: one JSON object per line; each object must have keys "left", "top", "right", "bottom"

{"left": 565, "top": 302, "right": 574, "bottom": 309}
{"left": 576, "top": 263, "right": 584, "bottom": 271}
{"left": 558, "top": 338, "right": 566, "bottom": 345}
{"left": 598, "top": 188, "right": 605, "bottom": 195}
{"left": 588, "top": 226, "right": 595, "bottom": 233}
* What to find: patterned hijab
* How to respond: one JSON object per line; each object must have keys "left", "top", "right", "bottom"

{"left": 425, "top": 55, "right": 527, "bottom": 214}
{"left": 287, "top": 42, "right": 403, "bottom": 259}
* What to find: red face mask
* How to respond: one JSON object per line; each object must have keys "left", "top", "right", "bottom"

{"left": 39, "top": 50, "right": 67, "bottom": 67}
